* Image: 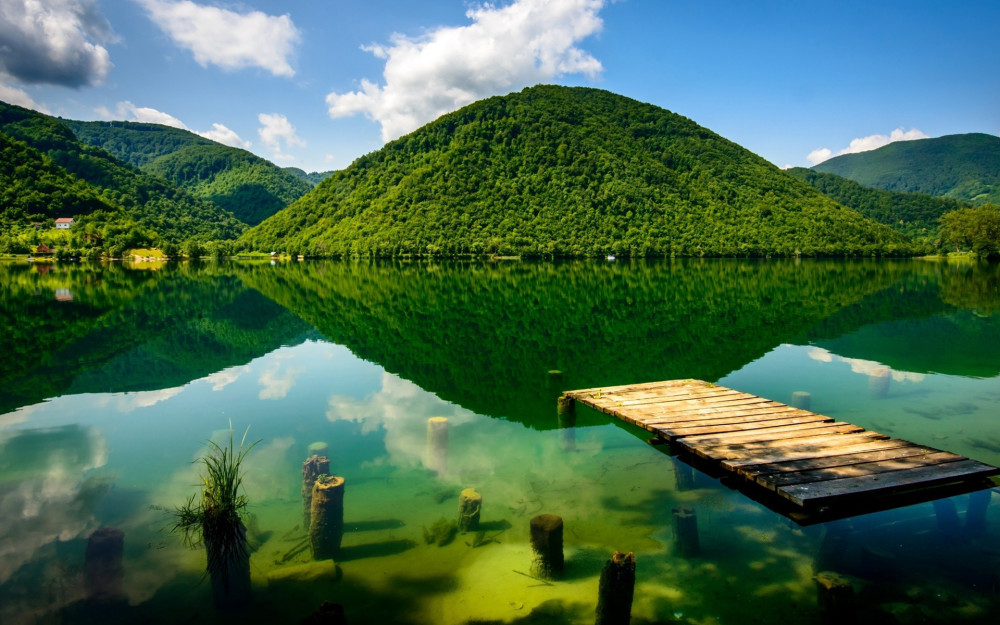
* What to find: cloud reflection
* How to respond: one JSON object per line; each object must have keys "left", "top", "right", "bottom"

{"left": 807, "top": 347, "right": 925, "bottom": 383}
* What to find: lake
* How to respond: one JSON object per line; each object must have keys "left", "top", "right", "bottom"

{"left": 1, "top": 258, "right": 999, "bottom": 624}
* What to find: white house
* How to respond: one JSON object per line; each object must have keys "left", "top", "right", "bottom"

{"left": 55, "top": 217, "right": 75, "bottom": 230}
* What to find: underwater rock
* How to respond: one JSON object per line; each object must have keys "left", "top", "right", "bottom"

{"left": 84, "top": 527, "right": 124, "bottom": 601}
{"left": 423, "top": 518, "right": 458, "bottom": 546}
{"left": 310, "top": 475, "right": 345, "bottom": 560}
{"left": 530, "top": 514, "right": 564, "bottom": 580}
{"left": 303, "top": 455, "right": 331, "bottom": 528}
{"left": 458, "top": 488, "right": 482, "bottom": 532}
{"left": 595, "top": 551, "right": 635, "bottom": 625}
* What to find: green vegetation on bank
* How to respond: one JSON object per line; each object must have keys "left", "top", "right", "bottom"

{"left": 940, "top": 204, "right": 1000, "bottom": 259}
{"left": 786, "top": 167, "right": 967, "bottom": 243}
{"left": 0, "top": 101, "right": 246, "bottom": 254}
{"left": 283, "top": 167, "right": 334, "bottom": 186}
{"left": 241, "top": 85, "right": 912, "bottom": 258}
{"left": 813, "top": 133, "right": 1000, "bottom": 205}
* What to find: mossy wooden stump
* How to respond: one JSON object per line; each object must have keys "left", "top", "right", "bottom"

{"left": 815, "top": 571, "right": 853, "bottom": 620}
{"left": 458, "top": 488, "right": 482, "bottom": 532}
{"left": 791, "top": 391, "right": 811, "bottom": 410}
{"left": 311, "top": 475, "right": 345, "bottom": 560}
{"left": 84, "top": 527, "right": 124, "bottom": 601}
{"left": 595, "top": 551, "right": 635, "bottom": 625}
{"left": 672, "top": 507, "right": 699, "bottom": 557}
{"left": 303, "top": 455, "right": 330, "bottom": 527}
{"left": 530, "top": 514, "right": 564, "bottom": 579}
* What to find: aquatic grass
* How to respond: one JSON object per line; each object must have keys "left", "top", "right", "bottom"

{"left": 172, "top": 425, "right": 259, "bottom": 605}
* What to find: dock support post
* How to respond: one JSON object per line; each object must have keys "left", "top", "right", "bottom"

{"left": 426, "top": 417, "right": 449, "bottom": 475}
{"left": 791, "top": 391, "right": 811, "bottom": 410}
{"left": 672, "top": 507, "right": 700, "bottom": 557}
{"left": 458, "top": 488, "right": 482, "bottom": 532}
{"left": 868, "top": 367, "right": 891, "bottom": 398}
{"left": 84, "top": 527, "right": 124, "bottom": 601}
{"left": 530, "top": 514, "right": 564, "bottom": 579}
{"left": 558, "top": 395, "right": 577, "bottom": 451}
{"left": 673, "top": 457, "right": 695, "bottom": 491}
{"left": 310, "top": 475, "right": 345, "bottom": 560}
{"left": 966, "top": 489, "right": 991, "bottom": 537}
{"left": 815, "top": 571, "right": 853, "bottom": 621}
{"left": 303, "top": 455, "right": 331, "bottom": 528}
{"left": 932, "top": 498, "right": 961, "bottom": 539}
{"left": 308, "top": 441, "right": 329, "bottom": 458}
{"left": 595, "top": 551, "right": 635, "bottom": 625}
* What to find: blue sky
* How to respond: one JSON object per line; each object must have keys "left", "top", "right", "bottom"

{"left": 1, "top": 0, "right": 997, "bottom": 173}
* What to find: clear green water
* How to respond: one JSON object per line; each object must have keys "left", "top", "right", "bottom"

{"left": 1, "top": 258, "right": 999, "bottom": 624}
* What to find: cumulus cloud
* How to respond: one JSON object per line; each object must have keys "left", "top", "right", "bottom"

{"left": 258, "top": 112, "right": 304, "bottom": 162}
{"left": 258, "top": 359, "right": 304, "bottom": 399}
{"left": 0, "top": 81, "right": 49, "bottom": 113}
{"left": 808, "top": 127, "right": 929, "bottom": 165}
{"left": 326, "top": 0, "right": 606, "bottom": 141}
{"left": 98, "top": 100, "right": 189, "bottom": 128}
{"left": 137, "top": 0, "right": 299, "bottom": 76}
{"left": 0, "top": 0, "right": 115, "bottom": 87}
{"left": 196, "top": 122, "right": 251, "bottom": 148}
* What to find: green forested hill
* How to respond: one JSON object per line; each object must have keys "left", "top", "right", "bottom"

{"left": 0, "top": 101, "right": 246, "bottom": 243}
{"left": 241, "top": 85, "right": 910, "bottom": 257}
{"left": 812, "top": 133, "right": 1000, "bottom": 205}
{"left": 284, "top": 167, "right": 334, "bottom": 186}
{"left": 66, "top": 119, "right": 313, "bottom": 224}
{"left": 786, "top": 167, "right": 967, "bottom": 242}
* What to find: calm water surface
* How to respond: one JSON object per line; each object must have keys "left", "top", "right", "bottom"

{"left": 1, "top": 258, "right": 999, "bottom": 624}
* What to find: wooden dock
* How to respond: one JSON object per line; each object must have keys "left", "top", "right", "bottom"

{"left": 563, "top": 379, "right": 999, "bottom": 522}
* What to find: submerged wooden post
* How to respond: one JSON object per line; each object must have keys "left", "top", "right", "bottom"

{"left": 595, "top": 551, "right": 635, "bottom": 625}
{"left": 672, "top": 507, "right": 699, "bottom": 557}
{"left": 868, "top": 367, "right": 891, "bottom": 398}
{"left": 791, "top": 391, "right": 811, "bottom": 410}
{"left": 814, "top": 571, "right": 853, "bottom": 621}
{"left": 303, "top": 455, "right": 331, "bottom": 528}
{"left": 308, "top": 441, "right": 329, "bottom": 458}
{"left": 965, "top": 489, "right": 992, "bottom": 537}
{"left": 932, "top": 498, "right": 961, "bottom": 539}
{"left": 310, "top": 475, "right": 345, "bottom": 560}
{"left": 84, "top": 527, "right": 124, "bottom": 601}
{"left": 530, "top": 514, "right": 564, "bottom": 579}
{"left": 426, "top": 417, "right": 449, "bottom": 475}
{"left": 458, "top": 488, "right": 482, "bottom": 532}
{"left": 558, "top": 394, "right": 577, "bottom": 451}
{"left": 673, "top": 457, "right": 695, "bottom": 491}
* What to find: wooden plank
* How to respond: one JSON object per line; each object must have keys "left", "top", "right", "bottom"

{"left": 565, "top": 379, "right": 704, "bottom": 397}
{"left": 739, "top": 445, "right": 941, "bottom": 479}
{"left": 625, "top": 396, "right": 782, "bottom": 415}
{"left": 654, "top": 415, "right": 834, "bottom": 440}
{"left": 777, "top": 459, "right": 1000, "bottom": 506}
{"left": 721, "top": 438, "right": 917, "bottom": 471}
{"left": 637, "top": 403, "right": 806, "bottom": 424}
{"left": 613, "top": 389, "right": 753, "bottom": 407}
{"left": 678, "top": 423, "right": 864, "bottom": 448}
{"left": 758, "top": 451, "right": 968, "bottom": 489}
{"left": 690, "top": 431, "right": 889, "bottom": 461}
{"left": 648, "top": 408, "right": 823, "bottom": 431}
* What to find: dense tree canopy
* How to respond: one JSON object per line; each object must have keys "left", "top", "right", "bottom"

{"left": 940, "top": 205, "right": 1000, "bottom": 258}
{"left": 241, "top": 85, "right": 910, "bottom": 258}
{"left": 813, "top": 133, "right": 1000, "bottom": 205}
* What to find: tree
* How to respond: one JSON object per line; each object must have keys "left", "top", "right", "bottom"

{"left": 941, "top": 205, "right": 1000, "bottom": 258}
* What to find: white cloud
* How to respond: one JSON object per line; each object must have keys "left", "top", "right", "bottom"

{"left": 326, "top": 0, "right": 606, "bottom": 142}
{"left": 258, "top": 112, "right": 304, "bottom": 162}
{"left": 202, "top": 365, "right": 250, "bottom": 391}
{"left": 808, "top": 127, "right": 929, "bottom": 165}
{"left": 0, "top": 0, "right": 115, "bottom": 87}
{"left": 137, "top": 0, "right": 299, "bottom": 77}
{"left": 99, "top": 100, "right": 189, "bottom": 128}
{"left": 0, "top": 82, "right": 49, "bottom": 113}
{"left": 258, "top": 361, "right": 304, "bottom": 399}
{"left": 196, "top": 122, "right": 250, "bottom": 148}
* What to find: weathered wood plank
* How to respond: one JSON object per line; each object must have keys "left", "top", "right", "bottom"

{"left": 690, "top": 431, "right": 889, "bottom": 461}
{"left": 656, "top": 415, "right": 835, "bottom": 440}
{"left": 738, "top": 445, "right": 940, "bottom": 479}
{"left": 647, "top": 408, "right": 823, "bottom": 431}
{"left": 777, "top": 459, "right": 1000, "bottom": 506}
{"left": 637, "top": 403, "right": 806, "bottom": 424}
{"left": 721, "top": 438, "right": 917, "bottom": 471}
{"left": 678, "top": 423, "right": 864, "bottom": 448}
{"left": 565, "top": 379, "right": 704, "bottom": 397}
{"left": 758, "top": 451, "right": 967, "bottom": 489}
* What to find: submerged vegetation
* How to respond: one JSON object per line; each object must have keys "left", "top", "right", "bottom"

{"left": 171, "top": 426, "right": 259, "bottom": 608}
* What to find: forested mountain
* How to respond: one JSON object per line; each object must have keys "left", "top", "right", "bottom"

{"left": 241, "top": 85, "right": 910, "bottom": 257}
{"left": 786, "top": 167, "right": 967, "bottom": 242}
{"left": 812, "top": 133, "right": 1000, "bottom": 205}
{"left": 0, "top": 101, "right": 245, "bottom": 245}
{"left": 284, "top": 167, "right": 334, "bottom": 186}
{"left": 65, "top": 120, "right": 312, "bottom": 225}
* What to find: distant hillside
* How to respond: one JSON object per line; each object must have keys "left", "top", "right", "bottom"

{"left": 66, "top": 120, "right": 312, "bottom": 225}
{"left": 813, "top": 133, "right": 1000, "bottom": 205}
{"left": 0, "top": 101, "right": 245, "bottom": 243}
{"left": 284, "top": 167, "right": 334, "bottom": 186}
{"left": 786, "top": 167, "right": 967, "bottom": 242}
{"left": 242, "top": 85, "right": 909, "bottom": 257}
